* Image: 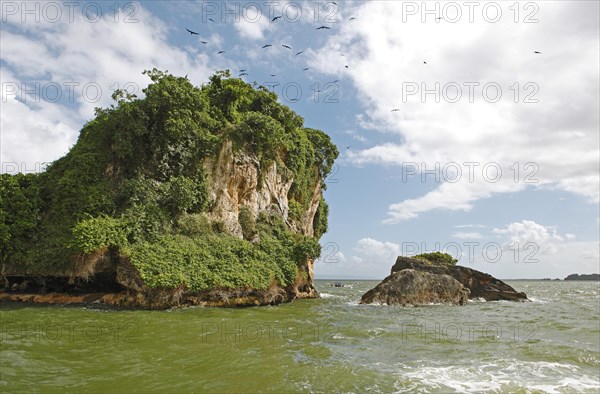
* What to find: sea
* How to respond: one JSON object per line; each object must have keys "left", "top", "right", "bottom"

{"left": 0, "top": 280, "right": 598, "bottom": 393}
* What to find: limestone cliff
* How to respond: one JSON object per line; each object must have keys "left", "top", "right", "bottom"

{"left": 203, "top": 140, "right": 322, "bottom": 239}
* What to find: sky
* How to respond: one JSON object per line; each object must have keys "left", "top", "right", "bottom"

{"left": 1, "top": 0, "right": 599, "bottom": 279}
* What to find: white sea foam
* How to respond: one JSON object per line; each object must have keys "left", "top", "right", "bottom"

{"left": 468, "top": 297, "right": 487, "bottom": 303}
{"left": 527, "top": 296, "right": 548, "bottom": 304}
{"left": 393, "top": 360, "right": 599, "bottom": 393}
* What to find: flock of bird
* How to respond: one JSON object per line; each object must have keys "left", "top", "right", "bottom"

{"left": 185, "top": 2, "right": 356, "bottom": 79}
{"left": 185, "top": 21, "right": 354, "bottom": 75}
{"left": 185, "top": 9, "right": 542, "bottom": 115}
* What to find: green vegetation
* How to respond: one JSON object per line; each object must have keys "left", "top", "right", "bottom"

{"left": 0, "top": 69, "right": 337, "bottom": 290}
{"left": 238, "top": 207, "right": 257, "bottom": 241}
{"left": 414, "top": 252, "right": 458, "bottom": 266}
{"left": 125, "top": 212, "right": 320, "bottom": 291}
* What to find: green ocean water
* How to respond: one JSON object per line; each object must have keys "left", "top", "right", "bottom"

{"left": 1, "top": 280, "right": 598, "bottom": 393}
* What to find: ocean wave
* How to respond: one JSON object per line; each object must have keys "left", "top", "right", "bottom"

{"left": 468, "top": 297, "right": 487, "bottom": 303}
{"left": 319, "top": 293, "right": 341, "bottom": 299}
{"left": 393, "top": 360, "right": 599, "bottom": 393}
{"left": 527, "top": 296, "right": 548, "bottom": 304}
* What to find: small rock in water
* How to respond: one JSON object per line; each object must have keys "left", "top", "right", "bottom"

{"left": 360, "top": 255, "right": 527, "bottom": 306}
{"left": 360, "top": 269, "right": 470, "bottom": 306}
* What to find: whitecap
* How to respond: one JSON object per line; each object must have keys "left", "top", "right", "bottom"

{"left": 527, "top": 296, "right": 548, "bottom": 304}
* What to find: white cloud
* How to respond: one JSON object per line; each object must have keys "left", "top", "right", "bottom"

{"left": 492, "top": 220, "right": 570, "bottom": 255}
{"left": 452, "top": 232, "right": 483, "bottom": 240}
{"left": 311, "top": 1, "right": 600, "bottom": 221}
{"left": 455, "top": 224, "right": 487, "bottom": 229}
{"left": 354, "top": 237, "right": 401, "bottom": 262}
{"left": 234, "top": 8, "right": 272, "bottom": 40}
{"left": 350, "top": 255, "right": 363, "bottom": 264}
{"left": 1, "top": 71, "right": 79, "bottom": 169}
{"left": 384, "top": 179, "right": 524, "bottom": 222}
{"left": 315, "top": 238, "right": 402, "bottom": 279}
{"left": 343, "top": 129, "right": 367, "bottom": 143}
{"left": 1, "top": 5, "right": 216, "bottom": 170}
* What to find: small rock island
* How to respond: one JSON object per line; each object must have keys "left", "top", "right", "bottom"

{"left": 360, "top": 252, "right": 527, "bottom": 306}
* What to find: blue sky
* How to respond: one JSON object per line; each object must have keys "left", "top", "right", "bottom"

{"left": 1, "top": 1, "right": 599, "bottom": 279}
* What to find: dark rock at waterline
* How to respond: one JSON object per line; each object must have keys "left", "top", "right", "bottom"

{"left": 391, "top": 257, "right": 527, "bottom": 301}
{"left": 360, "top": 256, "right": 527, "bottom": 306}
{"left": 360, "top": 269, "right": 470, "bottom": 306}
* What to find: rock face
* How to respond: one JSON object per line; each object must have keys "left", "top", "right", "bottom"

{"left": 360, "top": 269, "right": 470, "bottom": 306}
{"left": 360, "top": 256, "right": 527, "bottom": 306}
{"left": 203, "top": 141, "right": 321, "bottom": 239}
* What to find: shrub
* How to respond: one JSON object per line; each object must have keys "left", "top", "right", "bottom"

{"left": 288, "top": 200, "right": 303, "bottom": 222}
{"left": 212, "top": 220, "right": 226, "bottom": 234}
{"left": 124, "top": 233, "right": 301, "bottom": 291}
{"left": 238, "top": 206, "right": 257, "bottom": 241}
{"left": 70, "top": 215, "right": 128, "bottom": 254}
{"left": 176, "top": 213, "right": 211, "bottom": 237}
{"left": 312, "top": 197, "right": 328, "bottom": 239}
{"left": 414, "top": 252, "right": 458, "bottom": 266}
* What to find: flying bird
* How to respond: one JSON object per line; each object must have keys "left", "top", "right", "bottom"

{"left": 272, "top": 16, "right": 282, "bottom": 22}
{"left": 349, "top": 17, "right": 356, "bottom": 21}
{"left": 316, "top": 26, "right": 331, "bottom": 30}
{"left": 186, "top": 28, "right": 199, "bottom": 35}
{"left": 239, "top": 73, "right": 248, "bottom": 76}
{"left": 208, "top": 18, "right": 215, "bottom": 22}
{"left": 436, "top": 17, "right": 443, "bottom": 20}
{"left": 391, "top": 109, "right": 400, "bottom": 112}
{"left": 423, "top": 61, "right": 427, "bottom": 64}
{"left": 295, "top": 51, "right": 304, "bottom": 56}
{"left": 217, "top": 50, "right": 225, "bottom": 54}
{"left": 200, "top": 40, "right": 207, "bottom": 44}
{"left": 282, "top": 44, "right": 292, "bottom": 49}
{"left": 330, "top": 80, "right": 339, "bottom": 83}
{"left": 303, "top": 67, "right": 310, "bottom": 70}
{"left": 270, "top": 74, "right": 277, "bottom": 77}
{"left": 534, "top": 51, "right": 541, "bottom": 54}
{"left": 344, "top": 65, "right": 349, "bottom": 69}
{"left": 346, "top": 146, "right": 351, "bottom": 149}
{"left": 262, "top": 44, "right": 273, "bottom": 48}
{"left": 240, "top": 69, "right": 247, "bottom": 72}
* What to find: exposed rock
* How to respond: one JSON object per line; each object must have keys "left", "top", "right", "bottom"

{"left": 360, "top": 269, "right": 470, "bottom": 306}
{"left": 360, "top": 256, "right": 527, "bottom": 306}
{"left": 203, "top": 141, "right": 321, "bottom": 238}
{"left": 390, "top": 256, "right": 527, "bottom": 301}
